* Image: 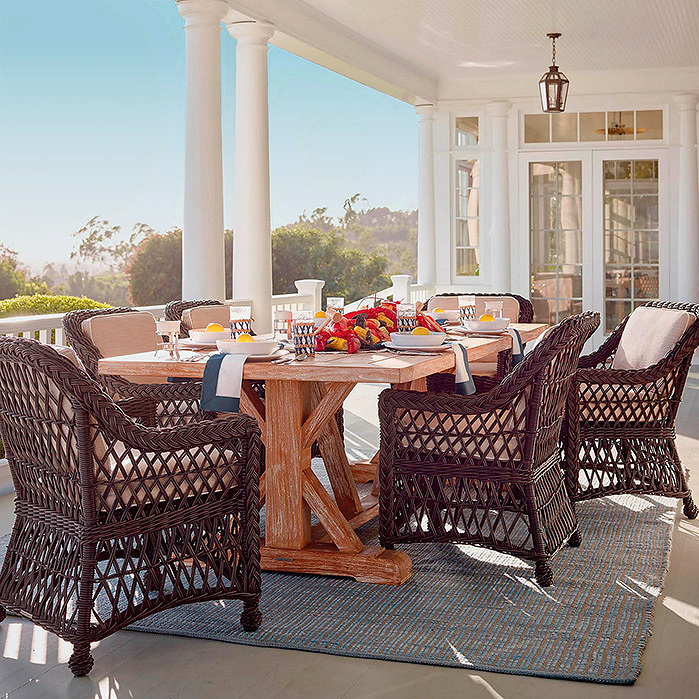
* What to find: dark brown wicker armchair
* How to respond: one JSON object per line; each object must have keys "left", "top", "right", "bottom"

{"left": 64, "top": 307, "right": 211, "bottom": 428}
{"left": 0, "top": 338, "right": 262, "bottom": 677}
{"left": 378, "top": 311, "right": 600, "bottom": 587}
{"left": 424, "top": 292, "right": 534, "bottom": 393}
{"left": 564, "top": 301, "right": 699, "bottom": 519}
{"left": 164, "top": 298, "right": 225, "bottom": 337}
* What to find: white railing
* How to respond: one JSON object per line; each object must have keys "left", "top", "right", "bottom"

{"left": 0, "top": 280, "right": 324, "bottom": 346}
{"left": 345, "top": 275, "right": 436, "bottom": 312}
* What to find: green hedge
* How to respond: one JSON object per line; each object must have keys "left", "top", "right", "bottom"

{"left": 0, "top": 294, "right": 110, "bottom": 319}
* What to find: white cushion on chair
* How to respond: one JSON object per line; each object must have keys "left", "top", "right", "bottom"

{"left": 612, "top": 306, "right": 694, "bottom": 371}
{"left": 182, "top": 305, "right": 229, "bottom": 331}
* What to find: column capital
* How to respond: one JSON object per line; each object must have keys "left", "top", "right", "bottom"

{"left": 486, "top": 100, "right": 512, "bottom": 118}
{"left": 674, "top": 93, "right": 699, "bottom": 111}
{"left": 176, "top": 0, "right": 228, "bottom": 27}
{"left": 415, "top": 104, "right": 436, "bottom": 120}
{"left": 227, "top": 20, "right": 275, "bottom": 45}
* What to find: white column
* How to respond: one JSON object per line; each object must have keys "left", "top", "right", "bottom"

{"left": 390, "top": 274, "right": 412, "bottom": 303}
{"left": 415, "top": 105, "right": 436, "bottom": 286}
{"left": 675, "top": 94, "right": 699, "bottom": 303}
{"left": 227, "top": 21, "right": 275, "bottom": 333}
{"left": 487, "top": 100, "right": 511, "bottom": 291}
{"left": 177, "top": 0, "right": 227, "bottom": 301}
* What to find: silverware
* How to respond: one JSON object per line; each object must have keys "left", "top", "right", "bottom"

{"left": 271, "top": 356, "right": 295, "bottom": 364}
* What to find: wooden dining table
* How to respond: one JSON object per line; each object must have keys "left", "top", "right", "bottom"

{"left": 99, "top": 322, "right": 547, "bottom": 585}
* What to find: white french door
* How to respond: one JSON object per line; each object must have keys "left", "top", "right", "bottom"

{"left": 518, "top": 148, "right": 668, "bottom": 347}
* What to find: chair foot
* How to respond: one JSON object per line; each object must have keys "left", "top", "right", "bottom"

{"left": 568, "top": 529, "right": 582, "bottom": 547}
{"left": 240, "top": 599, "right": 261, "bottom": 632}
{"left": 683, "top": 496, "right": 698, "bottom": 520}
{"left": 0, "top": 605, "right": 6, "bottom": 623}
{"left": 535, "top": 561, "right": 553, "bottom": 587}
{"left": 68, "top": 642, "right": 94, "bottom": 677}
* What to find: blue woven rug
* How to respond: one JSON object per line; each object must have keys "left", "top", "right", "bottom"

{"left": 0, "top": 485, "right": 676, "bottom": 685}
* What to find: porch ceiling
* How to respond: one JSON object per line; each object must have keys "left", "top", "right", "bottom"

{"left": 226, "top": 0, "right": 699, "bottom": 103}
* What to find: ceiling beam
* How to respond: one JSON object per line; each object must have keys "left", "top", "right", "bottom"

{"left": 224, "top": 0, "right": 438, "bottom": 104}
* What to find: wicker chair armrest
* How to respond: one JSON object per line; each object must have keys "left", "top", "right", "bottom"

{"left": 577, "top": 329, "right": 622, "bottom": 369}
{"left": 576, "top": 360, "right": 675, "bottom": 387}
{"left": 114, "top": 378, "right": 203, "bottom": 401}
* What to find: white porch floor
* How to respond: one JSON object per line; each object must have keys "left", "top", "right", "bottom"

{"left": 0, "top": 374, "right": 698, "bottom": 699}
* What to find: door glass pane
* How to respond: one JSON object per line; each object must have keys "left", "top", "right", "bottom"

{"left": 530, "top": 161, "right": 584, "bottom": 324}
{"left": 636, "top": 110, "right": 663, "bottom": 140}
{"left": 580, "top": 112, "right": 606, "bottom": 141}
{"left": 603, "top": 159, "right": 660, "bottom": 332}
{"left": 455, "top": 117, "right": 479, "bottom": 145}
{"left": 455, "top": 160, "right": 480, "bottom": 276}
{"left": 524, "top": 114, "right": 550, "bottom": 143}
{"left": 552, "top": 113, "right": 577, "bottom": 142}
{"left": 606, "top": 111, "right": 635, "bottom": 141}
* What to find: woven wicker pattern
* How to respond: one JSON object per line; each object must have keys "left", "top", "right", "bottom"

{"left": 0, "top": 337, "right": 262, "bottom": 676}
{"left": 424, "top": 292, "right": 534, "bottom": 393}
{"left": 564, "top": 301, "right": 699, "bottom": 519}
{"left": 379, "top": 312, "right": 599, "bottom": 587}
{"left": 63, "top": 307, "right": 213, "bottom": 428}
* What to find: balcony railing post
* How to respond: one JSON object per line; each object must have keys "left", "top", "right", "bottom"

{"left": 390, "top": 275, "right": 412, "bottom": 303}
{"left": 294, "top": 279, "right": 325, "bottom": 312}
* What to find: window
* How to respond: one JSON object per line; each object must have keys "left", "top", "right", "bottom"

{"left": 524, "top": 109, "right": 663, "bottom": 144}
{"left": 455, "top": 159, "right": 480, "bottom": 276}
{"left": 455, "top": 117, "right": 479, "bottom": 146}
{"left": 529, "top": 161, "right": 583, "bottom": 323}
{"left": 603, "top": 159, "right": 659, "bottom": 333}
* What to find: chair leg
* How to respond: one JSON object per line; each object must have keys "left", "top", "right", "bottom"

{"left": 68, "top": 641, "right": 94, "bottom": 677}
{"left": 535, "top": 560, "right": 554, "bottom": 587}
{"left": 683, "top": 495, "right": 698, "bottom": 520}
{"left": 240, "top": 597, "right": 261, "bottom": 632}
{"left": 567, "top": 529, "right": 582, "bottom": 547}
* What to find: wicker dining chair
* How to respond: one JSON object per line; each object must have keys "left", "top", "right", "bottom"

{"left": 424, "top": 292, "right": 534, "bottom": 392}
{"left": 378, "top": 311, "right": 600, "bottom": 587}
{"left": 164, "top": 299, "right": 344, "bottom": 458}
{"left": 564, "top": 301, "right": 699, "bottom": 519}
{"left": 63, "top": 307, "right": 211, "bottom": 428}
{"left": 0, "top": 338, "right": 263, "bottom": 676}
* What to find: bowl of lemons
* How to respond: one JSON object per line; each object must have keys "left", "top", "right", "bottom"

{"left": 463, "top": 314, "right": 510, "bottom": 332}
{"left": 426, "top": 307, "right": 460, "bottom": 322}
{"left": 389, "top": 326, "right": 447, "bottom": 348}
{"left": 189, "top": 323, "right": 233, "bottom": 344}
{"left": 216, "top": 333, "right": 280, "bottom": 356}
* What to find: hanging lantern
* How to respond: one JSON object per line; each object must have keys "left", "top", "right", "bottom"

{"left": 539, "top": 32, "right": 569, "bottom": 113}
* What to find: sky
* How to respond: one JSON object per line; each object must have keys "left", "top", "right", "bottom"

{"left": 0, "top": 0, "right": 418, "bottom": 270}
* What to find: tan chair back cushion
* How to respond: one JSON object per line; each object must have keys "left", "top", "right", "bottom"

{"left": 427, "top": 295, "right": 521, "bottom": 322}
{"left": 52, "top": 344, "right": 85, "bottom": 371}
{"left": 81, "top": 311, "right": 165, "bottom": 384}
{"left": 182, "top": 305, "right": 229, "bottom": 331}
{"left": 612, "top": 306, "right": 695, "bottom": 371}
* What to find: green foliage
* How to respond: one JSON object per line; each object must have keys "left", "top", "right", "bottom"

{"left": 127, "top": 228, "right": 234, "bottom": 305}
{"left": 0, "top": 244, "right": 50, "bottom": 299}
{"left": 0, "top": 294, "right": 109, "bottom": 319}
{"left": 272, "top": 225, "right": 390, "bottom": 302}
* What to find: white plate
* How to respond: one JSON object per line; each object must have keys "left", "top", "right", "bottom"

{"left": 246, "top": 349, "right": 289, "bottom": 362}
{"left": 389, "top": 331, "right": 446, "bottom": 348}
{"left": 426, "top": 310, "right": 460, "bottom": 322}
{"left": 462, "top": 318, "right": 510, "bottom": 332}
{"left": 216, "top": 339, "right": 280, "bottom": 355}
{"left": 179, "top": 337, "right": 219, "bottom": 349}
{"left": 189, "top": 329, "right": 232, "bottom": 344}
{"left": 384, "top": 341, "right": 451, "bottom": 352}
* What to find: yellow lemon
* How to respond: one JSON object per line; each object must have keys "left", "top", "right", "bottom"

{"left": 479, "top": 314, "right": 495, "bottom": 322}
{"left": 314, "top": 310, "right": 326, "bottom": 319}
{"left": 205, "top": 323, "right": 225, "bottom": 332}
{"left": 236, "top": 333, "right": 254, "bottom": 343}
{"left": 433, "top": 307, "right": 444, "bottom": 313}
{"left": 411, "top": 326, "right": 430, "bottom": 335}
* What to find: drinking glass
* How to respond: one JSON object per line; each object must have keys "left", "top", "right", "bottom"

{"left": 326, "top": 296, "right": 345, "bottom": 314}
{"left": 230, "top": 306, "right": 253, "bottom": 338}
{"left": 458, "top": 295, "right": 477, "bottom": 324}
{"left": 291, "top": 311, "right": 316, "bottom": 356}
{"left": 156, "top": 319, "right": 181, "bottom": 357}
{"left": 274, "top": 309, "right": 293, "bottom": 341}
{"left": 396, "top": 303, "right": 417, "bottom": 333}
{"left": 484, "top": 300, "right": 504, "bottom": 319}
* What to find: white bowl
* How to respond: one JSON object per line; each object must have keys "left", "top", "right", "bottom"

{"left": 216, "top": 339, "right": 280, "bottom": 355}
{"left": 463, "top": 318, "right": 510, "bottom": 332}
{"left": 426, "top": 310, "right": 460, "bottom": 322}
{"left": 389, "top": 331, "right": 446, "bottom": 348}
{"left": 189, "top": 328, "right": 232, "bottom": 344}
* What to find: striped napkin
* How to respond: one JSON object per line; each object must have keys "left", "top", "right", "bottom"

{"left": 505, "top": 327, "right": 524, "bottom": 366}
{"left": 200, "top": 353, "right": 247, "bottom": 413}
{"left": 452, "top": 341, "right": 476, "bottom": 395}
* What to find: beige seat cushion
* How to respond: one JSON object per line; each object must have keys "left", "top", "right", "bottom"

{"left": 52, "top": 344, "right": 85, "bottom": 372}
{"left": 81, "top": 311, "right": 165, "bottom": 384}
{"left": 612, "top": 307, "right": 695, "bottom": 371}
{"left": 182, "top": 305, "right": 229, "bottom": 331}
{"left": 470, "top": 361, "right": 499, "bottom": 377}
{"left": 427, "top": 295, "right": 521, "bottom": 322}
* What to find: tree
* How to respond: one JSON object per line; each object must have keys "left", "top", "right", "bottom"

{"left": 0, "top": 244, "right": 49, "bottom": 300}
{"left": 71, "top": 217, "right": 152, "bottom": 272}
{"left": 272, "top": 225, "right": 390, "bottom": 302}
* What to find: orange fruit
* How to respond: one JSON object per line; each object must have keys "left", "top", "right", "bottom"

{"left": 314, "top": 311, "right": 327, "bottom": 319}
{"left": 236, "top": 333, "right": 254, "bottom": 343}
{"left": 411, "top": 327, "right": 430, "bottom": 335}
{"left": 433, "top": 307, "right": 444, "bottom": 313}
{"left": 205, "top": 323, "right": 225, "bottom": 332}
{"left": 479, "top": 314, "right": 495, "bottom": 322}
